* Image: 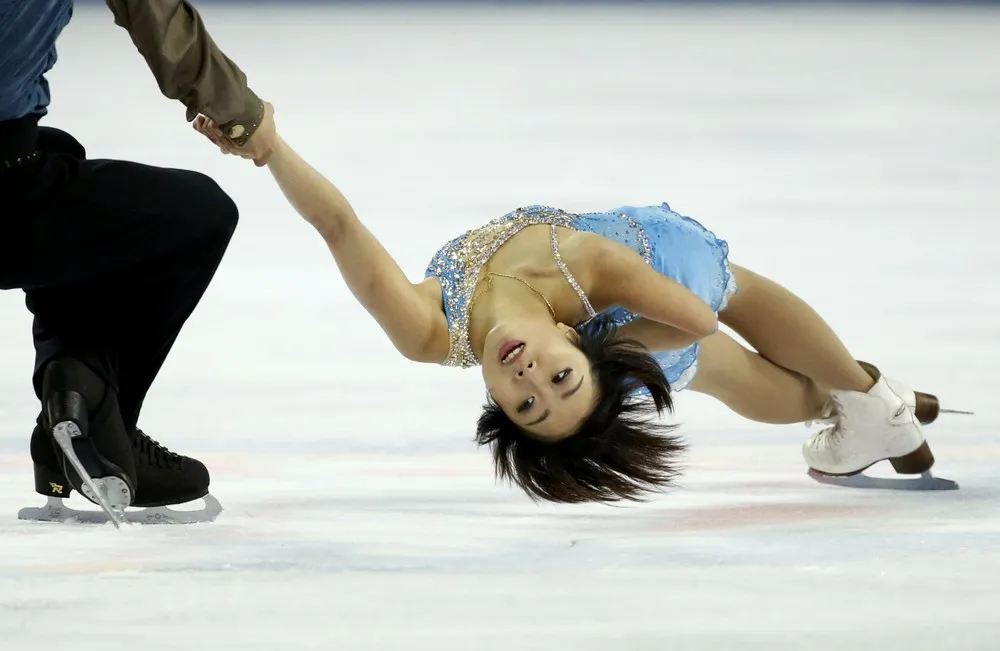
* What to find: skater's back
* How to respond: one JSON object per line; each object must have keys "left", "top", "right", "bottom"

{"left": 0, "top": 0, "right": 73, "bottom": 123}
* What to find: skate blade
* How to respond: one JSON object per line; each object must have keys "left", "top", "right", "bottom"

{"left": 807, "top": 469, "right": 959, "bottom": 491}
{"left": 17, "top": 494, "right": 223, "bottom": 525}
{"left": 939, "top": 408, "right": 974, "bottom": 416}
{"left": 51, "top": 422, "right": 129, "bottom": 529}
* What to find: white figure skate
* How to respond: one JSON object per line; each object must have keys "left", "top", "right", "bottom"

{"left": 804, "top": 365, "right": 959, "bottom": 491}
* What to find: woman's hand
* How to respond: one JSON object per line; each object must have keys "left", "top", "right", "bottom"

{"left": 193, "top": 101, "right": 277, "bottom": 166}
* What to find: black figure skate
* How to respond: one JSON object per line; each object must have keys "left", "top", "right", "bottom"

{"left": 20, "top": 425, "right": 222, "bottom": 526}
{"left": 17, "top": 359, "right": 222, "bottom": 526}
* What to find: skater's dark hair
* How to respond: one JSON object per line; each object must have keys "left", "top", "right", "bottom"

{"left": 475, "top": 318, "right": 686, "bottom": 504}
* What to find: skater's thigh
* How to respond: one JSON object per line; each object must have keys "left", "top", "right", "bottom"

{"left": 717, "top": 263, "right": 803, "bottom": 333}
{"left": 689, "top": 330, "right": 825, "bottom": 424}
{"left": 3, "top": 157, "right": 237, "bottom": 290}
{"left": 716, "top": 264, "right": 765, "bottom": 326}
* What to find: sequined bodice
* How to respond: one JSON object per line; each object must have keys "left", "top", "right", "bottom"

{"left": 424, "top": 205, "right": 654, "bottom": 368}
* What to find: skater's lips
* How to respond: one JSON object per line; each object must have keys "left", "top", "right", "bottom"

{"left": 498, "top": 340, "right": 525, "bottom": 365}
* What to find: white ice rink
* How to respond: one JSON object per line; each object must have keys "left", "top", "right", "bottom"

{"left": 2, "top": 2, "right": 999, "bottom": 649}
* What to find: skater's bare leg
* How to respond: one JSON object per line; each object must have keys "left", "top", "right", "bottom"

{"left": 689, "top": 331, "right": 828, "bottom": 424}
{"left": 714, "top": 265, "right": 936, "bottom": 476}
{"left": 720, "top": 264, "right": 874, "bottom": 393}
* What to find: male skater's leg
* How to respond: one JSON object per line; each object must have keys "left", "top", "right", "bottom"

{"left": 2, "top": 122, "right": 238, "bottom": 514}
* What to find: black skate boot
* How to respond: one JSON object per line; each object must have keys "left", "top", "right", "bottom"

{"left": 130, "top": 429, "right": 210, "bottom": 507}
{"left": 37, "top": 357, "right": 136, "bottom": 527}
{"left": 24, "top": 425, "right": 220, "bottom": 525}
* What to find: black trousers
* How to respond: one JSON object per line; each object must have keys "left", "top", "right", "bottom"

{"left": 0, "top": 117, "right": 238, "bottom": 432}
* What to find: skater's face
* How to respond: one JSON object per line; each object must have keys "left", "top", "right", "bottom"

{"left": 481, "top": 320, "right": 598, "bottom": 440}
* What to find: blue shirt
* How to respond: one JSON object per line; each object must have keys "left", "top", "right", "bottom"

{"left": 0, "top": 0, "right": 74, "bottom": 122}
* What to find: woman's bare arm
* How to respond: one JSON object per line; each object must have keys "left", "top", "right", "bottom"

{"left": 589, "top": 237, "right": 719, "bottom": 338}
{"left": 264, "top": 136, "right": 450, "bottom": 363}
{"left": 617, "top": 318, "right": 705, "bottom": 352}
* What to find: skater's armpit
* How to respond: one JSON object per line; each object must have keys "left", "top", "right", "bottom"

{"left": 590, "top": 239, "right": 718, "bottom": 338}
{"left": 105, "top": 0, "right": 263, "bottom": 146}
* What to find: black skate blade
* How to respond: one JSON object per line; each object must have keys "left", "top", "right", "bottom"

{"left": 807, "top": 469, "right": 959, "bottom": 491}
{"left": 17, "top": 495, "right": 223, "bottom": 525}
{"left": 939, "top": 408, "right": 974, "bottom": 416}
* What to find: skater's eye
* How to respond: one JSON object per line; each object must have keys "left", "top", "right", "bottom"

{"left": 517, "top": 397, "right": 535, "bottom": 413}
{"left": 552, "top": 369, "right": 572, "bottom": 384}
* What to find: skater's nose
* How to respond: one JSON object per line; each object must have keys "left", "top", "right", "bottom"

{"left": 514, "top": 360, "right": 536, "bottom": 380}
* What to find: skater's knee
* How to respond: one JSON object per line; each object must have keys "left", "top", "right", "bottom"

{"left": 691, "top": 332, "right": 826, "bottom": 424}
{"left": 180, "top": 172, "right": 239, "bottom": 244}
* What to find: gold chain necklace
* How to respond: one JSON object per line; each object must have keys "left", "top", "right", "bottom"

{"left": 469, "top": 272, "right": 556, "bottom": 320}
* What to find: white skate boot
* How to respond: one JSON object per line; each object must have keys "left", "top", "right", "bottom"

{"left": 806, "top": 360, "right": 973, "bottom": 428}
{"left": 804, "top": 367, "right": 958, "bottom": 491}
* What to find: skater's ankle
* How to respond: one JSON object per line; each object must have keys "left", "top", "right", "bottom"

{"left": 852, "top": 364, "right": 878, "bottom": 393}
{"left": 851, "top": 375, "right": 876, "bottom": 393}
{"left": 41, "top": 357, "right": 108, "bottom": 408}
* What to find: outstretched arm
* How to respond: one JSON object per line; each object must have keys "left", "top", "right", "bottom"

{"left": 590, "top": 237, "right": 719, "bottom": 339}
{"left": 249, "top": 131, "right": 449, "bottom": 363}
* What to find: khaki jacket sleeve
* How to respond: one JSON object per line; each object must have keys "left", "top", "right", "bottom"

{"left": 105, "top": 0, "right": 262, "bottom": 146}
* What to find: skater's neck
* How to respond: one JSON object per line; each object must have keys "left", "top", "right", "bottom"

{"left": 468, "top": 279, "right": 555, "bottom": 360}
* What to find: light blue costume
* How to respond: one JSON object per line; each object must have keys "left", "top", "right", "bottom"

{"left": 424, "top": 203, "right": 737, "bottom": 391}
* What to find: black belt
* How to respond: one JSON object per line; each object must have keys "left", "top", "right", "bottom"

{"left": 0, "top": 113, "right": 41, "bottom": 171}
{"left": 2, "top": 150, "right": 39, "bottom": 169}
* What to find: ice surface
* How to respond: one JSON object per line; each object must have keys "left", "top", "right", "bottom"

{"left": 1, "top": 4, "right": 999, "bottom": 650}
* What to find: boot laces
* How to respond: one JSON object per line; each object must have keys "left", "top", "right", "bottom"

{"left": 804, "top": 398, "right": 836, "bottom": 428}
{"left": 133, "top": 429, "right": 182, "bottom": 468}
{"left": 814, "top": 394, "right": 850, "bottom": 446}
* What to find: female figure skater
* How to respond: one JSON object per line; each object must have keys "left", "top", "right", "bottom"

{"left": 194, "top": 110, "right": 946, "bottom": 503}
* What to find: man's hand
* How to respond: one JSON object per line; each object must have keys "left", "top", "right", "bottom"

{"left": 195, "top": 101, "right": 277, "bottom": 166}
